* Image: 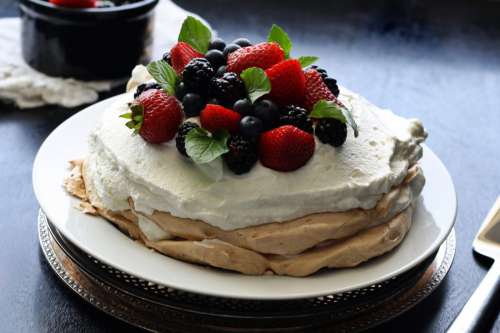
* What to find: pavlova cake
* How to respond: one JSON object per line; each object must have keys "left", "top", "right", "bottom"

{"left": 65, "top": 17, "right": 427, "bottom": 276}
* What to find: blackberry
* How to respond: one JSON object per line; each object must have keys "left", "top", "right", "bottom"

{"left": 209, "top": 72, "right": 245, "bottom": 108}
{"left": 223, "top": 135, "right": 259, "bottom": 175}
{"left": 315, "top": 118, "right": 347, "bottom": 147}
{"left": 134, "top": 82, "right": 162, "bottom": 99}
{"left": 279, "top": 105, "right": 313, "bottom": 133}
{"left": 309, "top": 66, "right": 340, "bottom": 97}
{"left": 182, "top": 58, "right": 215, "bottom": 95}
{"left": 176, "top": 122, "right": 200, "bottom": 157}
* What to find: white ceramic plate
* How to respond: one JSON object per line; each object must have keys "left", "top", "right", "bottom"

{"left": 33, "top": 94, "right": 457, "bottom": 300}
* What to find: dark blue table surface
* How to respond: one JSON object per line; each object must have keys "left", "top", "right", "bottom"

{"left": 1, "top": 0, "right": 499, "bottom": 331}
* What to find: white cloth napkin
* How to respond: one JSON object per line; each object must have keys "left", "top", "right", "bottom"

{"left": 0, "top": 0, "right": 204, "bottom": 109}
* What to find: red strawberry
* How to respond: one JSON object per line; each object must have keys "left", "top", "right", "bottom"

{"left": 200, "top": 104, "right": 241, "bottom": 134}
{"left": 49, "top": 0, "right": 95, "bottom": 7}
{"left": 265, "top": 59, "right": 306, "bottom": 106}
{"left": 126, "top": 90, "right": 183, "bottom": 144}
{"left": 259, "top": 125, "right": 315, "bottom": 172}
{"left": 170, "top": 42, "right": 203, "bottom": 75}
{"left": 226, "top": 42, "right": 285, "bottom": 74}
{"left": 304, "top": 69, "right": 337, "bottom": 110}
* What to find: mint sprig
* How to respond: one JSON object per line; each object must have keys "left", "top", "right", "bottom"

{"left": 120, "top": 103, "right": 144, "bottom": 134}
{"left": 240, "top": 67, "right": 271, "bottom": 103}
{"left": 185, "top": 127, "right": 230, "bottom": 164}
{"left": 298, "top": 56, "right": 319, "bottom": 68}
{"left": 147, "top": 61, "right": 178, "bottom": 96}
{"left": 178, "top": 16, "right": 212, "bottom": 54}
{"left": 310, "top": 100, "right": 359, "bottom": 137}
{"left": 267, "top": 24, "right": 292, "bottom": 58}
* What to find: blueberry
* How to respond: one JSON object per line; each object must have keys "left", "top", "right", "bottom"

{"left": 209, "top": 38, "right": 226, "bottom": 51}
{"left": 205, "top": 49, "right": 226, "bottom": 69}
{"left": 176, "top": 81, "right": 187, "bottom": 100}
{"left": 240, "top": 116, "right": 263, "bottom": 137}
{"left": 162, "top": 51, "right": 171, "bottom": 65}
{"left": 207, "top": 97, "right": 220, "bottom": 105}
{"left": 233, "top": 99, "right": 254, "bottom": 116}
{"left": 253, "top": 99, "right": 279, "bottom": 130}
{"left": 216, "top": 65, "right": 227, "bottom": 77}
{"left": 232, "top": 38, "right": 252, "bottom": 47}
{"left": 223, "top": 44, "right": 241, "bottom": 57}
{"left": 182, "top": 93, "right": 205, "bottom": 117}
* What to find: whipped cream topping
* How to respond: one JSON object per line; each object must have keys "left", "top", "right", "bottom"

{"left": 85, "top": 86, "right": 427, "bottom": 231}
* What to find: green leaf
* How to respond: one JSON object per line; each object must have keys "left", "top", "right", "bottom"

{"left": 178, "top": 16, "right": 212, "bottom": 53}
{"left": 147, "top": 61, "right": 178, "bottom": 96}
{"left": 240, "top": 67, "right": 271, "bottom": 103}
{"left": 298, "top": 56, "right": 319, "bottom": 68}
{"left": 120, "top": 113, "right": 132, "bottom": 119}
{"left": 267, "top": 24, "right": 292, "bottom": 58}
{"left": 185, "top": 128, "right": 230, "bottom": 164}
{"left": 310, "top": 100, "right": 359, "bottom": 137}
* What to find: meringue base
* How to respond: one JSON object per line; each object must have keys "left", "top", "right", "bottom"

{"left": 65, "top": 160, "right": 418, "bottom": 277}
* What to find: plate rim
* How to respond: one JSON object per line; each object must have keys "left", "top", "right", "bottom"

{"left": 32, "top": 94, "right": 457, "bottom": 300}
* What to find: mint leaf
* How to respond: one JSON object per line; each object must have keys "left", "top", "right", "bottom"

{"left": 240, "top": 67, "right": 271, "bottom": 103}
{"left": 185, "top": 128, "right": 230, "bottom": 164}
{"left": 267, "top": 24, "right": 292, "bottom": 58}
{"left": 310, "top": 100, "right": 359, "bottom": 137}
{"left": 178, "top": 16, "right": 212, "bottom": 53}
{"left": 298, "top": 56, "right": 319, "bottom": 68}
{"left": 147, "top": 61, "right": 178, "bottom": 96}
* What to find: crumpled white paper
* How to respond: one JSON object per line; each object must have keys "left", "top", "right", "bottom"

{"left": 0, "top": 0, "right": 203, "bottom": 109}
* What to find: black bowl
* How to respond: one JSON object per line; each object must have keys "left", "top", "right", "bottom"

{"left": 19, "top": 0, "right": 159, "bottom": 81}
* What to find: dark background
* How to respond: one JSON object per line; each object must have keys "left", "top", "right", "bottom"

{"left": 1, "top": 0, "right": 500, "bottom": 331}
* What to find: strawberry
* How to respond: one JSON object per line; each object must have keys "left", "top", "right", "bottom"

{"left": 170, "top": 42, "right": 204, "bottom": 75}
{"left": 259, "top": 125, "right": 315, "bottom": 172}
{"left": 200, "top": 104, "right": 241, "bottom": 134}
{"left": 49, "top": 0, "right": 95, "bottom": 7}
{"left": 124, "top": 90, "right": 183, "bottom": 144}
{"left": 304, "top": 69, "right": 337, "bottom": 111}
{"left": 265, "top": 59, "right": 305, "bottom": 106}
{"left": 226, "top": 42, "right": 285, "bottom": 74}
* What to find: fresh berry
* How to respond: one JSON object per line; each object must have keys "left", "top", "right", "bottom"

{"left": 200, "top": 104, "right": 241, "bottom": 134}
{"left": 126, "top": 90, "right": 183, "bottom": 144}
{"left": 310, "top": 66, "right": 340, "bottom": 97}
{"left": 207, "top": 97, "right": 220, "bottom": 105}
{"left": 176, "top": 122, "right": 200, "bottom": 157}
{"left": 232, "top": 38, "right": 252, "bottom": 47}
{"left": 253, "top": 99, "right": 280, "bottom": 130}
{"left": 49, "top": 0, "right": 96, "bottom": 8}
{"left": 205, "top": 49, "right": 226, "bottom": 69}
{"left": 134, "top": 82, "right": 162, "bottom": 99}
{"left": 226, "top": 42, "right": 285, "bottom": 74}
{"left": 175, "top": 81, "right": 187, "bottom": 100}
{"left": 223, "top": 135, "right": 259, "bottom": 174}
{"left": 315, "top": 119, "right": 347, "bottom": 147}
{"left": 182, "top": 93, "right": 205, "bottom": 117}
{"left": 223, "top": 43, "right": 242, "bottom": 57}
{"left": 209, "top": 72, "right": 246, "bottom": 108}
{"left": 279, "top": 105, "right": 313, "bottom": 133}
{"left": 216, "top": 65, "right": 227, "bottom": 77}
{"left": 324, "top": 77, "right": 340, "bottom": 97}
{"left": 182, "top": 58, "right": 215, "bottom": 95}
{"left": 162, "top": 51, "right": 171, "bottom": 65}
{"left": 304, "top": 69, "right": 336, "bottom": 110}
{"left": 239, "top": 116, "right": 263, "bottom": 137}
{"left": 209, "top": 38, "right": 226, "bottom": 51}
{"left": 170, "top": 42, "right": 204, "bottom": 75}
{"left": 259, "top": 125, "right": 315, "bottom": 172}
{"left": 265, "top": 59, "right": 305, "bottom": 106}
{"left": 233, "top": 99, "right": 254, "bottom": 116}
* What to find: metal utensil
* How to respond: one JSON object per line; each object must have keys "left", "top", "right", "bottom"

{"left": 448, "top": 196, "right": 500, "bottom": 333}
